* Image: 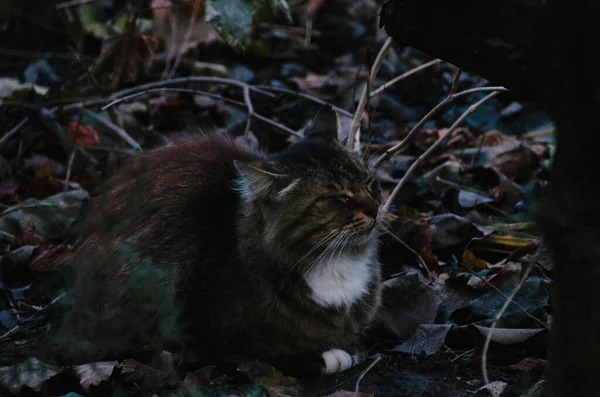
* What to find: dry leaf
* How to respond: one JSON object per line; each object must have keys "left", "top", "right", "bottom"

{"left": 462, "top": 250, "right": 488, "bottom": 270}
{"left": 75, "top": 361, "right": 118, "bottom": 392}
{"left": 473, "top": 325, "right": 545, "bottom": 344}
{"left": 152, "top": 0, "right": 218, "bottom": 55}
{"left": 0, "top": 358, "right": 60, "bottom": 394}
{"left": 67, "top": 122, "right": 100, "bottom": 147}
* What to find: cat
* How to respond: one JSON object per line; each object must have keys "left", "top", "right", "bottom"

{"left": 58, "top": 106, "right": 384, "bottom": 378}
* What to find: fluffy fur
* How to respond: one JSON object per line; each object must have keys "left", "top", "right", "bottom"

{"left": 60, "top": 107, "right": 384, "bottom": 377}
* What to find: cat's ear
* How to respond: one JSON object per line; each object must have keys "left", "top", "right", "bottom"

{"left": 305, "top": 106, "right": 361, "bottom": 153}
{"left": 305, "top": 106, "right": 339, "bottom": 143}
{"left": 234, "top": 160, "right": 286, "bottom": 201}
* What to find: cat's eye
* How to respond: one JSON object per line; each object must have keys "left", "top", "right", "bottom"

{"left": 338, "top": 195, "right": 352, "bottom": 205}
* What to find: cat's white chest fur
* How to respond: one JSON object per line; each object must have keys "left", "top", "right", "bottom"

{"left": 304, "top": 251, "right": 374, "bottom": 307}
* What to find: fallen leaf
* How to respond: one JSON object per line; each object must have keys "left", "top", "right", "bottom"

{"left": 19, "top": 220, "right": 46, "bottom": 245}
{"left": 153, "top": 0, "right": 219, "bottom": 55}
{"left": 463, "top": 250, "right": 489, "bottom": 270}
{"left": 378, "top": 270, "right": 441, "bottom": 338}
{"left": 475, "top": 381, "right": 507, "bottom": 397}
{"left": 75, "top": 361, "right": 118, "bottom": 392}
{"left": 0, "top": 357, "right": 60, "bottom": 394}
{"left": 472, "top": 325, "right": 545, "bottom": 344}
{"left": 395, "top": 324, "right": 452, "bottom": 356}
{"left": 428, "top": 214, "right": 493, "bottom": 250}
{"left": 0, "top": 77, "right": 48, "bottom": 105}
{"left": 67, "top": 122, "right": 100, "bottom": 147}
{"left": 0, "top": 189, "right": 89, "bottom": 240}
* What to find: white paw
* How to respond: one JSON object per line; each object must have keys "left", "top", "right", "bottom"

{"left": 321, "top": 349, "right": 354, "bottom": 374}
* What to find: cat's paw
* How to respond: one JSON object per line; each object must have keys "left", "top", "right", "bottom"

{"left": 321, "top": 349, "right": 354, "bottom": 374}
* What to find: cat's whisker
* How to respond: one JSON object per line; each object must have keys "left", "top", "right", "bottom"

{"left": 291, "top": 229, "right": 340, "bottom": 271}
{"left": 301, "top": 232, "right": 347, "bottom": 282}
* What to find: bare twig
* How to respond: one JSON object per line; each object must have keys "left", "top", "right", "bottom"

{"left": 369, "top": 59, "right": 442, "bottom": 98}
{"left": 254, "top": 85, "right": 352, "bottom": 117}
{"left": 373, "top": 86, "right": 507, "bottom": 167}
{"left": 355, "top": 354, "right": 381, "bottom": 394}
{"left": 382, "top": 223, "right": 433, "bottom": 278}
{"left": 101, "top": 87, "right": 301, "bottom": 138}
{"left": 64, "top": 148, "right": 78, "bottom": 192}
{"left": 450, "top": 68, "right": 463, "bottom": 94}
{"left": 348, "top": 37, "right": 394, "bottom": 149}
{"left": 165, "top": 0, "right": 202, "bottom": 79}
{"left": 462, "top": 265, "right": 548, "bottom": 329}
{"left": 243, "top": 85, "right": 254, "bottom": 139}
{"left": 481, "top": 259, "right": 535, "bottom": 385}
{"left": 383, "top": 91, "right": 500, "bottom": 213}
{"left": 101, "top": 88, "right": 245, "bottom": 110}
{"left": 0, "top": 117, "right": 29, "bottom": 147}
{"left": 85, "top": 111, "right": 143, "bottom": 151}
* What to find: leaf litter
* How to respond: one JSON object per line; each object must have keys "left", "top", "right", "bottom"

{"left": 0, "top": 0, "right": 555, "bottom": 395}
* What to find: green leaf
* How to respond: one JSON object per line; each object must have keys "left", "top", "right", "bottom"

{"left": 205, "top": 0, "right": 291, "bottom": 48}
{"left": 0, "top": 189, "right": 89, "bottom": 240}
{"left": 77, "top": 2, "right": 108, "bottom": 39}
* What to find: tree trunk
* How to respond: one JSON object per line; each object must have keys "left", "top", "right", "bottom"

{"left": 380, "top": 1, "right": 600, "bottom": 396}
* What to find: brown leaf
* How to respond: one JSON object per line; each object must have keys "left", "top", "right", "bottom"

{"left": 19, "top": 220, "right": 46, "bottom": 245}
{"left": 152, "top": 0, "right": 218, "bottom": 56}
{"left": 462, "top": 250, "right": 488, "bottom": 270}
{"left": 67, "top": 122, "right": 100, "bottom": 147}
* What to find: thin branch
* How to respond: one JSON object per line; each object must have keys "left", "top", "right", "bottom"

{"left": 450, "top": 68, "right": 463, "bottom": 94}
{"left": 101, "top": 88, "right": 245, "bottom": 110}
{"left": 252, "top": 113, "right": 303, "bottom": 139}
{"left": 85, "top": 111, "right": 143, "bottom": 152}
{"left": 355, "top": 354, "right": 381, "bottom": 394}
{"left": 462, "top": 264, "right": 548, "bottom": 330}
{"left": 373, "top": 86, "right": 507, "bottom": 167}
{"left": 348, "top": 37, "right": 394, "bottom": 149}
{"left": 52, "top": 77, "right": 276, "bottom": 116}
{"left": 253, "top": 85, "right": 352, "bottom": 117}
{"left": 165, "top": 0, "right": 202, "bottom": 79}
{"left": 243, "top": 85, "right": 254, "bottom": 139}
{"left": 383, "top": 222, "right": 433, "bottom": 278}
{"left": 369, "top": 59, "right": 442, "bottom": 98}
{"left": 64, "top": 148, "right": 78, "bottom": 192}
{"left": 101, "top": 87, "right": 301, "bottom": 139}
{"left": 383, "top": 91, "right": 500, "bottom": 213}
{"left": 0, "top": 117, "right": 29, "bottom": 147}
{"left": 481, "top": 260, "right": 535, "bottom": 385}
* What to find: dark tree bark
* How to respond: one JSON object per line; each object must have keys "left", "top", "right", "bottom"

{"left": 380, "top": 1, "right": 600, "bottom": 396}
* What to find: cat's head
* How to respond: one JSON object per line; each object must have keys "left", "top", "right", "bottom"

{"left": 234, "top": 107, "right": 382, "bottom": 266}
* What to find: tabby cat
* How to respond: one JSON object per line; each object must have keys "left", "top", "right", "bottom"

{"left": 61, "top": 106, "right": 384, "bottom": 377}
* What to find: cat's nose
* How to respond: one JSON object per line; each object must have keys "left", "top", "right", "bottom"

{"left": 360, "top": 196, "right": 379, "bottom": 219}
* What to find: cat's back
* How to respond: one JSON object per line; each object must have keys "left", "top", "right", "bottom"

{"left": 82, "top": 133, "right": 260, "bottom": 258}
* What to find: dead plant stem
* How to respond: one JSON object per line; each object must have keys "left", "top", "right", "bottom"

{"left": 369, "top": 59, "right": 442, "bottom": 98}
{"left": 373, "top": 87, "right": 507, "bottom": 168}
{"left": 348, "top": 37, "right": 394, "bottom": 149}
{"left": 383, "top": 91, "right": 500, "bottom": 213}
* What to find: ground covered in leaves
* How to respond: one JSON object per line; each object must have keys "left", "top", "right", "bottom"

{"left": 0, "top": 1, "right": 554, "bottom": 396}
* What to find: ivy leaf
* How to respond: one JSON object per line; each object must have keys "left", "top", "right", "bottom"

{"left": 205, "top": 0, "right": 291, "bottom": 48}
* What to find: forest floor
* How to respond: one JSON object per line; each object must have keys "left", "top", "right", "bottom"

{"left": 0, "top": 1, "right": 553, "bottom": 396}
